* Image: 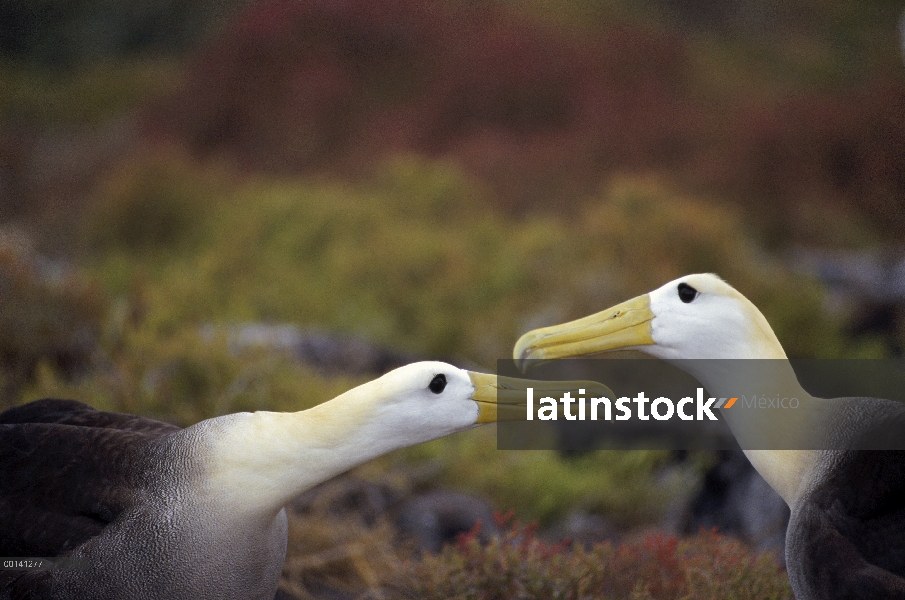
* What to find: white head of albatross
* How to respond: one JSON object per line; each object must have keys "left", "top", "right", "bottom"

{"left": 0, "top": 361, "right": 598, "bottom": 600}
{"left": 514, "top": 274, "right": 905, "bottom": 600}
{"left": 515, "top": 273, "right": 787, "bottom": 362}
{"left": 201, "top": 361, "right": 531, "bottom": 511}
{"left": 514, "top": 274, "right": 816, "bottom": 502}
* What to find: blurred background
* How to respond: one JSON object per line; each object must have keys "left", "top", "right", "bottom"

{"left": 1, "top": 0, "right": 904, "bottom": 597}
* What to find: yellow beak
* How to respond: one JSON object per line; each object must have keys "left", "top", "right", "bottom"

{"left": 468, "top": 372, "right": 613, "bottom": 423}
{"left": 512, "top": 294, "right": 655, "bottom": 370}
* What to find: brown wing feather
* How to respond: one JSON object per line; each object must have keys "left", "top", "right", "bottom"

{"left": 0, "top": 399, "right": 182, "bottom": 557}
{"left": 0, "top": 398, "right": 180, "bottom": 435}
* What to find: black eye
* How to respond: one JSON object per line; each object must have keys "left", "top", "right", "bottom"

{"left": 677, "top": 282, "right": 698, "bottom": 303}
{"left": 428, "top": 374, "right": 447, "bottom": 394}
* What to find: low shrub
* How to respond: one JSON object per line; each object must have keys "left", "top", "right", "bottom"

{"left": 82, "top": 149, "right": 233, "bottom": 257}
{"left": 276, "top": 499, "right": 793, "bottom": 600}
{"left": 404, "top": 515, "right": 793, "bottom": 600}
{"left": 22, "top": 326, "right": 362, "bottom": 426}
{"left": 280, "top": 507, "right": 402, "bottom": 599}
{"left": 79, "top": 156, "right": 871, "bottom": 366}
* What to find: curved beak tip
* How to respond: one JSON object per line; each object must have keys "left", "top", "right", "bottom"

{"left": 512, "top": 333, "right": 542, "bottom": 372}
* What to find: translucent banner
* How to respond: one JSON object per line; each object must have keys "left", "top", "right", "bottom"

{"left": 494, "top": 359, "right": 905, "bottom": 451}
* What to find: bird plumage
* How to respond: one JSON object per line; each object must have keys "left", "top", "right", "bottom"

{"left": 0, "top": 399, "right": 206, "bottom": 599}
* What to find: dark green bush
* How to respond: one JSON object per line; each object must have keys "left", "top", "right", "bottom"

{"left": 0, "top": 232, "right": 105, "bottom": 401}
{"left": 81, "top": 158, "right": 867, "bottom": 365}
{"left": 83, "top": 151, "right": 229, "bottom": 256}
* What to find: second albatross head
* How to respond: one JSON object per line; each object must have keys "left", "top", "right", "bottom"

{"left": 514, "top": 273, "right": 788, "bottom": 364}
{"left": 510, "top": 273, "right": 812, "bottom": 505}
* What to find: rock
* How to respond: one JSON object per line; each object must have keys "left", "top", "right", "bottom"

{"left": 792, "top": 247, "right": 905, "bottom": 353}
{"left": 288, "top": 476, "right": 400, "bottom": 527}
{"left": 545, "top": 510, "right": 618, "bottom": 547}
{"left": 396, "top": 490, "right": 499, "bottom": 553}
{"left": 681, "top": 450, "right": 789, "bottom": 559}
{"left": 201, "top": 323, "right": 418, "bottom": 376}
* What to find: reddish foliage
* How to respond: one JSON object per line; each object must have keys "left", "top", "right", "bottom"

{"left": 143, "top": 0, "right": 693, "bottom": 207}
{"left": 408, "top": 518, "right": 792, "bottom": 599}
{"left": 717, "top": 82, "right": 905, "bottom": 233}
{"left": 144, "top": 0, "right": 905, "bottom": 234}
{"left": 456, "top": 519, "right": 483, "bottom": 555}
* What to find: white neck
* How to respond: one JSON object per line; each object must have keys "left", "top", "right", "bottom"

{"left": 683, "top": 358, "right": 829, "bottom": 505}
{"left": 191, "top": 384, "right": 408, "bottom": 517}
{"left": 659, "top": 302, "right": 827, "bottom": 506}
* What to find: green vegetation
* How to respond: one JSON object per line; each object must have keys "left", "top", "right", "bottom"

{"left": 23, "top": 329, "right": 363, "bottom": 427}
{"left": 78, "top": 154, "right": 876, "bottom": 365}
{"left": 502, "top": 0, "right": 904, "bottom": 90}
{"left": 0, "top": 59, "right": 179, "bottom": 126}
{"left": 399, "top": 431, "right": 695, "bottom": 526}
{"left": 0, "top": 232, "right": 105, "bottom": 398}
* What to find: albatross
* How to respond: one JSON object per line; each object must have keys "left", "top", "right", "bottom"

{"left": 513, "top": 273, "right": 905, "bottom": 600}
{"left": 0, "top": 361, "right": 593, "bottom": 600}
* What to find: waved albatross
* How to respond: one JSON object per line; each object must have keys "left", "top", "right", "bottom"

{"left": 0, "top": 361, "right": 586, "bottom": 600}
{"left": 513, "top": 274, "right": 905, "bottom": 600}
